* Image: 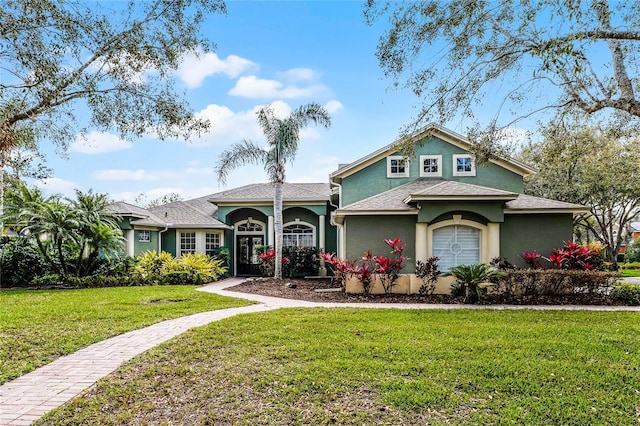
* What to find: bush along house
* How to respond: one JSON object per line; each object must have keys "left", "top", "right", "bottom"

{"left": 110, "top": 124, "right": 586, "bottom": 291}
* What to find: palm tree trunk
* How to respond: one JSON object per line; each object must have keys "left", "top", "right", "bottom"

{"left": 274, "top": 181, "right": 283, "bottom": 279}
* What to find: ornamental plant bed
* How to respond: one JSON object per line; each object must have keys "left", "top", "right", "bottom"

{"left": 228, "top": 278, "right": 462, "bottom": 304}
{"left": 228, "top": 278, "right": 631, "bottom": 305}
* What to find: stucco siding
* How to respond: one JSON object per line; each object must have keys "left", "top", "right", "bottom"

{"left": 344, "top": 215, "right": 416, "bottom": 273}
{"left": 341, "top": 136, "right": 524, "bottom": 206}
{"left": 500, "top": 214, "right": 574, "bottom": 267}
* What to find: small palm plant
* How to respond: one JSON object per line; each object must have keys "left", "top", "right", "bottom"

{"left": 445, "top": 263, "right": 507, "bottom": 304}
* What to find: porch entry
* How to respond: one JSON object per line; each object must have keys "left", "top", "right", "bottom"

{"left": 236, "top": 235, "right": 264, "bottom": 276}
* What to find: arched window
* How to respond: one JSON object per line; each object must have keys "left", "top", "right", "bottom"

{"left": 432, "top": 225, "right": 480, "bottom": 271}
{"left": 236, "top": 221, "right": 264, "bottom": 233}
{"left": 283, "top": 222, "right": 315, "bottom": 247}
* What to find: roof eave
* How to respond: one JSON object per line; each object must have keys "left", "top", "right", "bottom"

{"left": 403, "top": 194, "right": 518, "bottom": 204}
{"left": 504, "top": 208, "right": 590, "bottom": 216}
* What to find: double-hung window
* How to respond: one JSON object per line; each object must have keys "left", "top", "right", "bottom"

{"left": 205, "top": 232, "right": 221, "bottom": 256}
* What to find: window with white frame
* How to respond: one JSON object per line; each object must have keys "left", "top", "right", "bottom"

{"left": 138, "top": 230, "right": 151, "bottom": 243}
{"left": 387, "top": 155, "right": 409, "bottom": 178}
{"left": 453, "top": 154, "right": 475, "bottom": 176}
{"left": 205, "top": 232, "right": 221, "bottom": 256}
{"left": 420, "top": 155, "right": 442, "bottom": 177}
{"left": 432, "top": 225, "right": 480, "bottom": 271}
{"left": 180, "top": 232, "right": 196, "bottom": 256}
{"left": 283, "top": 223, "right": 315, "bottom": 247}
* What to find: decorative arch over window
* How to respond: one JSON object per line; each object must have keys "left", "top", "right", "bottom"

{"left": 283, "top": 221, "right": 316, "bottom": 247}
{"left": 427, "top": 217, "right": 488, "bottom": 271}
{"left": 235, "top": 218, "right": 265, "bottom": 234}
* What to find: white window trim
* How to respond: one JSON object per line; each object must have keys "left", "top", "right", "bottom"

{"left": 427, "top": 218, "right": 488, "bottom": 266}
{"left": 138, "top": 229, "right": 151, "bottom": 243}
{"left": 419, "top": 155, "right": 443, "bottom": 177}
{"left": 175, "top": 229, "right": 225, "bottom": 257}
{"left": 282, "top": 220, "right": 316, "bottom": 248}
{"left": 453, "top": 154, "right": 476, "bottom": 177}
{"left": 387, "top": 155, "right": 410, "bottom": 178}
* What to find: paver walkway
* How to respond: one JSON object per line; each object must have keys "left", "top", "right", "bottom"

{"left": 2, "top": 277, "right": 640, "bottom": 425}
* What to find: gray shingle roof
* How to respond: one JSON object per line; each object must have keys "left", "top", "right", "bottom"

{"left": 107, "top": 201, "right": 158, "bottom": 219}
{"left": 208, "top": 182, "right": 330, "bottom": 203}
{"left": 137, "top": 200, "right": 229, "bottom": 228}
{"left": 338, "top": 179, "right": 586, "bottom": 214}
{"left": 407, "top": 180, "right": 517, "bottom": 199}
{"left": 505, "top": 194, "right": 588, "bottom": 212}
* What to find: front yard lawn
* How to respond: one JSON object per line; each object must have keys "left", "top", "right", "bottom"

{"left": 38, "top": 308, "right": 640, "bottom": 425}
{"left": 621, "top": 268, "right": 640, "bottom": 277}
{"left": 0, "top": 286, "right": 253, "bottom": 384}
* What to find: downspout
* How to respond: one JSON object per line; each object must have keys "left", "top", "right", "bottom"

{"left": 329, "top": 179, "right": 344, "bottom": 257}
{"left": 158, "top": 224, "right": 170, "bottom": 253}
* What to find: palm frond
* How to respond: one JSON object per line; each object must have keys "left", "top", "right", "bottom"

{"left": 216, "top": 140, "right": 268, "bottom": 186}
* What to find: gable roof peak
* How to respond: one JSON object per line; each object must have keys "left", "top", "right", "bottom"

{"left": 330, "top": 124, "right": 536, "bottom": 180}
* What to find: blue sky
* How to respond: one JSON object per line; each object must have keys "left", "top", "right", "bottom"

{"left": 34, "top": 1, "right": 519, "bottom": 204}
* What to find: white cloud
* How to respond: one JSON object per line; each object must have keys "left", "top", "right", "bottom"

{"left": 34, "top": 177, "right": 78, "bottom": 197}
{"left": 228, "top": 75, "right": 327, "bottom": 99}
{"left": 189, "top": 103, "right": 264, "bottom": 145}
{"left": 176, "top": 51, "right": 255, "bottom": 88}
{"left": 70, "top": 131, "right": 132, "bottom": 154}
{"left": 325, "top": 100, "right": 344, "bottom": 114}
{"left": 277, "top": 67, "right": 318, "bottom": 82}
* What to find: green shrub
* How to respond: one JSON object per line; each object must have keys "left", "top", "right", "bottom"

{"left": 131, "top": 251, "right": 226, "bottom": 285}
{"left": 610, "top": 284, "right": 640, "bottom": 305}
{"left": 31, "top": 274, "right": 63, "bottom": 287}
{"left": 492, "top": 269, "right": 617, "bottom": 303}
{"left": 0, "top": 236, "right": 51, "bottom": 287}
{"left": 620, "top": 262, "right": 640, "bottom": 270}
{"left": 283, "top": 246, "right": 318, "bottom": 277}
{"left": 445, "top": 264, "right": 506, "bottom": 304}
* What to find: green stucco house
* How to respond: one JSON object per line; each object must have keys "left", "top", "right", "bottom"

{"left": 110, "top": 124, "right": 586, "bottom": 280}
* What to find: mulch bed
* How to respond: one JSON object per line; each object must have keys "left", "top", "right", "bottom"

{"left": 227, "top": 277, "right": 626, "bottom": 305}
{"left": 228, "top": 277, "right": 462, "bottom": 303}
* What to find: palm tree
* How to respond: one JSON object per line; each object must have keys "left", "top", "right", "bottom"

{"left": 70, "top": 190, "right": 124, "bottom": 276}
{"left": 217, "top": 102, "right": 331, "bottom": 279}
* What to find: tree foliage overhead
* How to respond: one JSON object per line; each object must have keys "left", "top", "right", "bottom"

{"left": 365, "top": 0, "right": 640, "bottom": 155}
{"left": 0, "top": 0, "right": 226, "bottom": 156}
{"left": 522, "top": 116, "right": 640, "bottom": 265}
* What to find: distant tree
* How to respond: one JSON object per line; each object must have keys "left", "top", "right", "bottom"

{"left": 0, "top": 0, "right": 226, "bottom": 155}
{"left": 134, "top": 192, "right": 183, "bottom": 208}
{"left": 365, "top": 0, "right": 640, "bottom": 159}
{"left": 522, "top": 118, "right": 640, "bottom": 267}
{"left": 216, "top": 103, "right": 331, "bottom": 279}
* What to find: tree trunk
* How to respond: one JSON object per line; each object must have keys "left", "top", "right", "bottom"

{"left": 273, "top": 181, "right": 283, "bottom": 279}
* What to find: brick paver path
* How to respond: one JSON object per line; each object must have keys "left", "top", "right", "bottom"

{"left": 2, "top": 277, "right": 639, "bottom": 425}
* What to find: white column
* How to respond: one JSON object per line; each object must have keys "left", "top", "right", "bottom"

{"left": 126, "top": 229, "right": 135, "bottom": 257}
{"left": 415, "top": 223, "right": 428, "bottom": 262}
{"left": 487, "top": 222, "right": 500, "bottom": 262}
{"left": 319, "top": 214, "right": 325, "bottom": 251}
{"left": 267, "top": 215, "right": 274, "bottom": 247}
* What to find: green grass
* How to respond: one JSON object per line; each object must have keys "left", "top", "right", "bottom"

{"left": 0, "top": 286, "right": 253, "bottom": 384}
{"left": 621, "top": 268, "right": 640, "bottom": 277}
{"left": 37, "top": 309, "right": 640, "bottom": 425}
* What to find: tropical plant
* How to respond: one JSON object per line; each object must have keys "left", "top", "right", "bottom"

{"left": 69, "top": 189, "right": 124, "bottom": 276}
{"left": 319, "top": 252, "right": 353, "bottom": 292}
{"left": 259, "top": 249, "right": 290, "bottom": 278}
{"left": 374, "top": 238, "right": 408, "bottom": 294}
{"left": 445, "top": 263, "right": 507, "bottom": 304}
{"left": 216, "top": 103, "right": 331, "bottom": 279}
{"left": 415, "top": 256, "right": 440, "bottom": 295}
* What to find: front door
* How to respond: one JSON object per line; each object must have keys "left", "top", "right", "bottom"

{"left": 237, "top": 235, "right": 264, "bottom": 276}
